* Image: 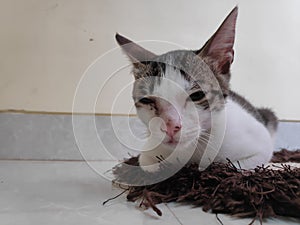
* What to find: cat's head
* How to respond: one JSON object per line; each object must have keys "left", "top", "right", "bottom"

{"left": 116, "top": 7, "right": 237, "bottom": 149}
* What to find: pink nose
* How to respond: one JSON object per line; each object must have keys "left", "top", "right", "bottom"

{"left": 161, "top": 120, "right": 181, "bottom": 138}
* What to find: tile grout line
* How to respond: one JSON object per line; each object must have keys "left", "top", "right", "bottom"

{"left": 165, "top": 203, "right": 185, "bottom": 225}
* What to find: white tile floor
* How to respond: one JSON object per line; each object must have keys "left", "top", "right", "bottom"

{"left": 0, "top": 160, "right": 299, "bottom": 225}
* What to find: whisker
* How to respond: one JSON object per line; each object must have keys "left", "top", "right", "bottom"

{"left": 197, "top": 136, "right": 220, "bottom": 153}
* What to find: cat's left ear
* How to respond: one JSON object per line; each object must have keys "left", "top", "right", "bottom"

{"left": 197, "top": 6, "right": 238, "bottom": 75}
{"left": 115, "top": 33, "right": 157, "bottom": 64}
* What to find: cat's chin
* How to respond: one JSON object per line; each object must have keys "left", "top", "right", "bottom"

{"left": 160, "top": 135, "right": 195, "bottom": 148}
{"left": 163, "top": 140, "right": 179, "bottom": 147}
{"left": 162, "top": 138, "right": 192, "bottom": 149}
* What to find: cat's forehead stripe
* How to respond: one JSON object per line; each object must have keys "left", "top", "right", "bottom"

{"left": 150, "top": 64, "right": 190, "bottom": 100}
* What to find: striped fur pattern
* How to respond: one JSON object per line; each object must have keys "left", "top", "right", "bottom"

{"left": 115, "top": 7, "right": 278, "bottom": 172}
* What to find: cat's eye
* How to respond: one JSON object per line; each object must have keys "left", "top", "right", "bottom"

{"left": 189, "top": 91, "right": 205, "bottom": 102}
{"left": 139, "top": 97, "right": 154, "bottom": 105}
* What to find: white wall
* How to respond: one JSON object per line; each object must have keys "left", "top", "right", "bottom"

{"left": 1, "top": 0, "right": 300, "bottom": 120}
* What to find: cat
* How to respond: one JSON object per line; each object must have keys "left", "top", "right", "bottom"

{"left": 115, "top": 6, "right": 278, "bottom": 173}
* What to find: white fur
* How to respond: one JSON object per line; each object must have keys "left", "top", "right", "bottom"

{"left": 138, "top": 96, "right": 274, "bottom": 172}
{"left": 152, "top": 66, "right": 190, "bottom": 104}
{"left": 215, "top": 99, "right": 274, "bottom": 169}
{"left": 137, "top": 65, "right": 274, "bottom": 172}
{"left": 138, "top": 66, "right": 206, "bottom": 172}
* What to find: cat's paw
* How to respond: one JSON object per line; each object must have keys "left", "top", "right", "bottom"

{"left": 140, "top": 163, "right": 161, "bottom": 173}
{"left": 139, "top": 154, "right": 161, "bottom": 173}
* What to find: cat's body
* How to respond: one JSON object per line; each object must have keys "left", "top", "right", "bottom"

{"left": 116, "top": 7, "right": 278, "bottom": 172}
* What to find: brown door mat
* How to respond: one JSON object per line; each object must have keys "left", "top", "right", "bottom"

{"left": 107, "top": 149, "right": 300, "bottom": 224}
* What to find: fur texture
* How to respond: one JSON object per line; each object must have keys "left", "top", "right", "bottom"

{"left": 115, "top": 7, "right": 278, "bottom": 172}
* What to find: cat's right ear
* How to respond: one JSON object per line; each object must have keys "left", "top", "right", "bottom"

{"left": 197, "top": 7, "right": 238, "bottom": 76}
{"left": 115, "top": 33, "right": 157, "bottom": 66}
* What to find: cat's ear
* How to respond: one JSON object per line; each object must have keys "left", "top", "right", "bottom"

{"left": 115, "top": 33, "right": 157, "bottom": 65}
{"left": 197, "top": 6, "right": 238, "bottom": 75}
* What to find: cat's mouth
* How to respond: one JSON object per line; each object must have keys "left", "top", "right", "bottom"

{"left": 163, "top": 138, "right": 179, "bottom": 146}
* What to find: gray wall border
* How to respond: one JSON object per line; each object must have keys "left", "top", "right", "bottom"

{"left": 0, "top": 112, "right": 299, "bottom": 160}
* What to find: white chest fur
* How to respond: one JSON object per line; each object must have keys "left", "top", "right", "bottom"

{"left": 215, "top": 99, "right": 274, "bottom": 169}
{"left": 139, "top": 98, "right": 275, "bottom": 172}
